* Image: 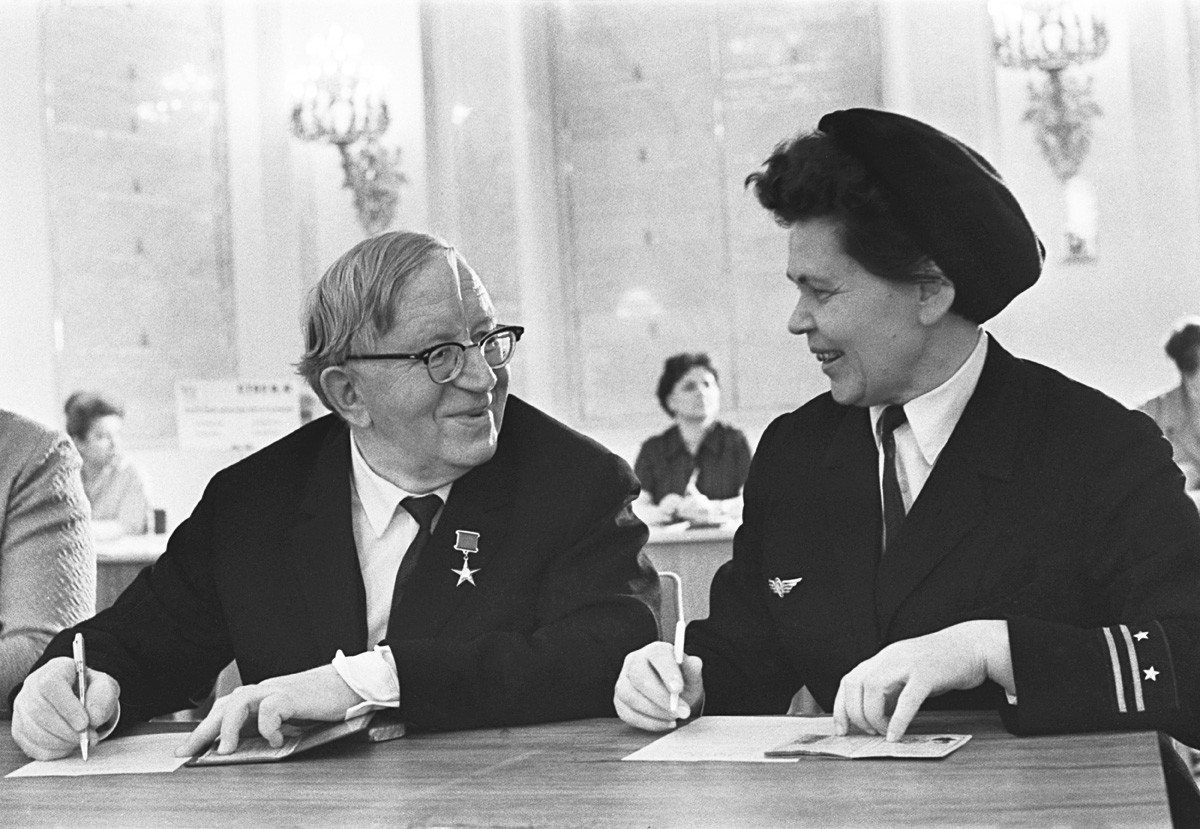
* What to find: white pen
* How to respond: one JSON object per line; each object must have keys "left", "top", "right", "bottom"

{"left": 669, "top": 619, "right": 685, "bottom": 718}
{"left": 661, "top": 572, "right": 686, "bottom": 719}
{"left": 72, "top": 632, "right": 88, "bottom": 761}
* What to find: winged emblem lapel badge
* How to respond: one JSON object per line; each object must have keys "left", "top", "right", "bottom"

{"left": 768, "top": 577, "right": 802, "bottom": 598}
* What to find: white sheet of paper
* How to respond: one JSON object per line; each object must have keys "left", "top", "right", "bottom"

{"left": 622, "top": 715, "right": 837, "bottom": 763}
{"left": 6, "top": 733, "right": 189, "bottom": 777}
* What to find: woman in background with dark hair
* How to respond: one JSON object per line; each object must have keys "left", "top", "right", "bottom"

{"left": 633, "top": 353, "right": 751, "bottom": 525}
{"left": 64, "top": 392, "right": 151, "bottom": 538}
{"left": 1141, "top": 317, "right": 1200, "bottom": 494}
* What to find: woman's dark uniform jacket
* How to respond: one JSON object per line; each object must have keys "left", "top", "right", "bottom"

{"left": 24, "top": 396, "right": 660, "bottom": 732}
{"left": 689, "top": 338, "right": 1200, "bottom": 745}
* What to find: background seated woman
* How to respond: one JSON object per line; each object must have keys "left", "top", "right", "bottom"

{"left": 633, "top": 353, "right": 752, "bottom": 526}
{"left": 64, "top": 391, "right": 151, "bottom": 539}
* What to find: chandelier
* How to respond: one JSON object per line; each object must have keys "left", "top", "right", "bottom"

{"left": 290, "top": 27, "right": 405, "bottom": 236}
{"left": 990, "top": 1, "right": 1109, "bottom": 261}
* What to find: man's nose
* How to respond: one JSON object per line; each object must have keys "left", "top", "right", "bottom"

{"left": 454, "top": 344, "right": 498, "bottom": 390}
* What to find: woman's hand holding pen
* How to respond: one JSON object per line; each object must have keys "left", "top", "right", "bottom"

{"left": 11, "top": 656, "right": 119, "bottom": 761}
{"left": 613, "top": 642, "right": 704, "bottom": 731}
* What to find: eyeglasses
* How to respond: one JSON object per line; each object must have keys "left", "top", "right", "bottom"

{"left": 346, "top": 325, "right": 524, "bottom": 384}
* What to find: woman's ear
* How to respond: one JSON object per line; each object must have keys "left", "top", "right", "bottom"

{"left": 319, "top": 366, "right": 372, "bottom": 428}
{"left": 917, "top": 276, "right": 956, "bottom": 326}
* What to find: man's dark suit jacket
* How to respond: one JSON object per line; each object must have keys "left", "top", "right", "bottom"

{"left": 30, "top": 396, "right": 659, "bottom": 732}
{"left": 689, "top": 338, "right": 1200, "bottom": 745}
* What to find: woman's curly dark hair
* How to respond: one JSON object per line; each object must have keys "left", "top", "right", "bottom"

{"left": 745, "top": 129, "right": 947, "bottom": 289}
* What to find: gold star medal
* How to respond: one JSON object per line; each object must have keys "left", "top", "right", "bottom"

{"left": 452, "top": 530, "right": 480, "bottom": 587}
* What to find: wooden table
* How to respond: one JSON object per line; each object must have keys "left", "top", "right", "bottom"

{"left": 0, "top": 712, "right": 1175, "bottom": 826}
{"left": 644, "top": 523, "right": 736, "bottom": 623}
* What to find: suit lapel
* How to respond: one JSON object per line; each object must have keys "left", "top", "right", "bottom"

{"left": 388, "top": 437, "right": 516, "bottom": 637}
{"left": 874, "top": 341, "right": 1021, "bottom": 635}
{"left": 821, "top": 406, "right": 885, "bottom": 647}
{"left": 284, "top": 421, "right": 369, "bottom": 658}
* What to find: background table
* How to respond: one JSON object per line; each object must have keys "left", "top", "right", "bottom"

{"left": 94, "top": 534, "right": 166, "bottom": 611}
{"left": 0, "top": 712, "right": 1175, "bottom": 827}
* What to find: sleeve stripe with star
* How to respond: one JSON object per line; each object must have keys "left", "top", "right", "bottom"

{"left": 1117, "top": 625, "right": 1147, "bottom": 712}
{"left": 1101, "top": 626, "right": 1129, "bottom": 713}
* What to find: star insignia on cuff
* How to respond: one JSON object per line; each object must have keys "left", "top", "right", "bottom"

{"left": 1143, "top": 666, "right": 1160, "bottom": 681}
{"left": 1134, "top": 630, "right": 1150, "bottom": 641}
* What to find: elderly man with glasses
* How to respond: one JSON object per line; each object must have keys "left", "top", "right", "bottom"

{"left": 13, "top": 231, "right": 658, "bottom": 761}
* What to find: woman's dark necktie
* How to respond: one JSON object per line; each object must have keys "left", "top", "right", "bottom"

{"left": 880, "top": 405, "right": 907, "bottom": 556}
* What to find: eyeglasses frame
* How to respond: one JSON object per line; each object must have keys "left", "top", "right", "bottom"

{"left": 345, "top": 324, "right": 525, "bottom": 385}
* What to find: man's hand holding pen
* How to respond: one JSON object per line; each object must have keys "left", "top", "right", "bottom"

{"left": 11, "top": 655, "right": 120, "bottom": 761}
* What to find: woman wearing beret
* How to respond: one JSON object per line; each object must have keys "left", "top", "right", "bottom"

{"left": 633, "top": 353, "right": 751, "bottom": 526}
{"left": 1140, "top": 318, "right": 1200, "bottom": 502}
{"left": 616, "top": 109, "right": 1200, "bottom": 761}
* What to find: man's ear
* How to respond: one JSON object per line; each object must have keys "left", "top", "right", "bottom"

{"left": 917, "top": 276, "right": 956, "bottom": 326}
{"left": 319, "top": 366, "right": 372, "bottom": 428}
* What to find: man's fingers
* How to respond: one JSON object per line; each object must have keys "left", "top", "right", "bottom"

{"left": 37, "top": 672, "right": 89, "bottom": 733}
{"left": 13, "top": 715, "right": 77, "bottom": 761}
{"left": 886, "top": 683, "right": 927, "bottom": 742}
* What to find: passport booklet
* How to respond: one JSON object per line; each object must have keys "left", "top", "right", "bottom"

{"left": 186, "top": 711, "right": 406, "bottom": 766}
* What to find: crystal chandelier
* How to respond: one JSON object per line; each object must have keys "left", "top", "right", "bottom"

{"left": 290, "top": 27, "right": 405, "bottom": 236}
{"left": 990, "top": 1, "right": 1109, "bottom": 261}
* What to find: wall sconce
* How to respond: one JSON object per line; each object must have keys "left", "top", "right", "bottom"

{"left": 989, "top": 1, "right": 1108, "bottom": 261}
{"left": 290, "top": 27, "right": 406, "bottom": 236}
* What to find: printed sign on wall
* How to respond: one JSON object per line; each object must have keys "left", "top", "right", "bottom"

{"left": 175, "top": 379, "right": 301, "bottom": 451}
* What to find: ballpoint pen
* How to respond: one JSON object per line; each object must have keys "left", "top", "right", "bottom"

{"left": 72, "top": 632, "right": 88, "bottom": 761}
{"left": 661, "top": 572, "right": 686, "bottom": 719}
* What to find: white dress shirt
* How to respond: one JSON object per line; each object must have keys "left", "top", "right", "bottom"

{"left": 869, "top": 330, "right": 988, "bottom": 517}
{"left": 332, "top": 434, "right": 452, "bottom": 719}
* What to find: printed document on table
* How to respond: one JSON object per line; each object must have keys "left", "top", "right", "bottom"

{"left": 6, "top": 733, "right": 189, "bottom": 777}
{"left": 622, "top": 716, "right": 837, "bottom": 763}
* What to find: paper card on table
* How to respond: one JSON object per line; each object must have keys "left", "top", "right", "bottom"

{"left": 6, "top": 733, "right": 189, "bottom": 777}
{"left": 622, "top": 715, "right": 836, "bottom": 763}
{"left": 765, "top": 733, "right": 972, "bottom": 760}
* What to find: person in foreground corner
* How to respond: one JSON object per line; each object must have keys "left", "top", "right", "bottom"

{"left": 13, "top": 230, "right": 658, "bottom": 760}
{"left": 615, "top": 108, "right": 1200, "bottom": 751}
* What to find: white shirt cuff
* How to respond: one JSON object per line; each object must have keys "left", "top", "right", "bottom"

{"left": 331, "top": 646, "right": 401, "bottom": 721}
{"left": 1005, "top": 691, "right": 1018, "bottom": 706}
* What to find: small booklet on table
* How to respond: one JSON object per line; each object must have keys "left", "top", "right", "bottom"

{"left": 765, "top": 732, "right": 971, "bottom": 760}
{"left": 186, "top": 711, "right": 406, "bottom": 766}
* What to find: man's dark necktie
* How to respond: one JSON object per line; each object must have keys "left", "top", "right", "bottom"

{"left": 880, "top": 405, "right": 907, "bottom": 555}
{"left": 385, "top": 494, "right": 443, "bottom": 640}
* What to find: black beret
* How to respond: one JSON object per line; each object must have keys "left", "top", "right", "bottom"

{"left": 817, "top": 108, "right": 1044, "bottom": 323}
